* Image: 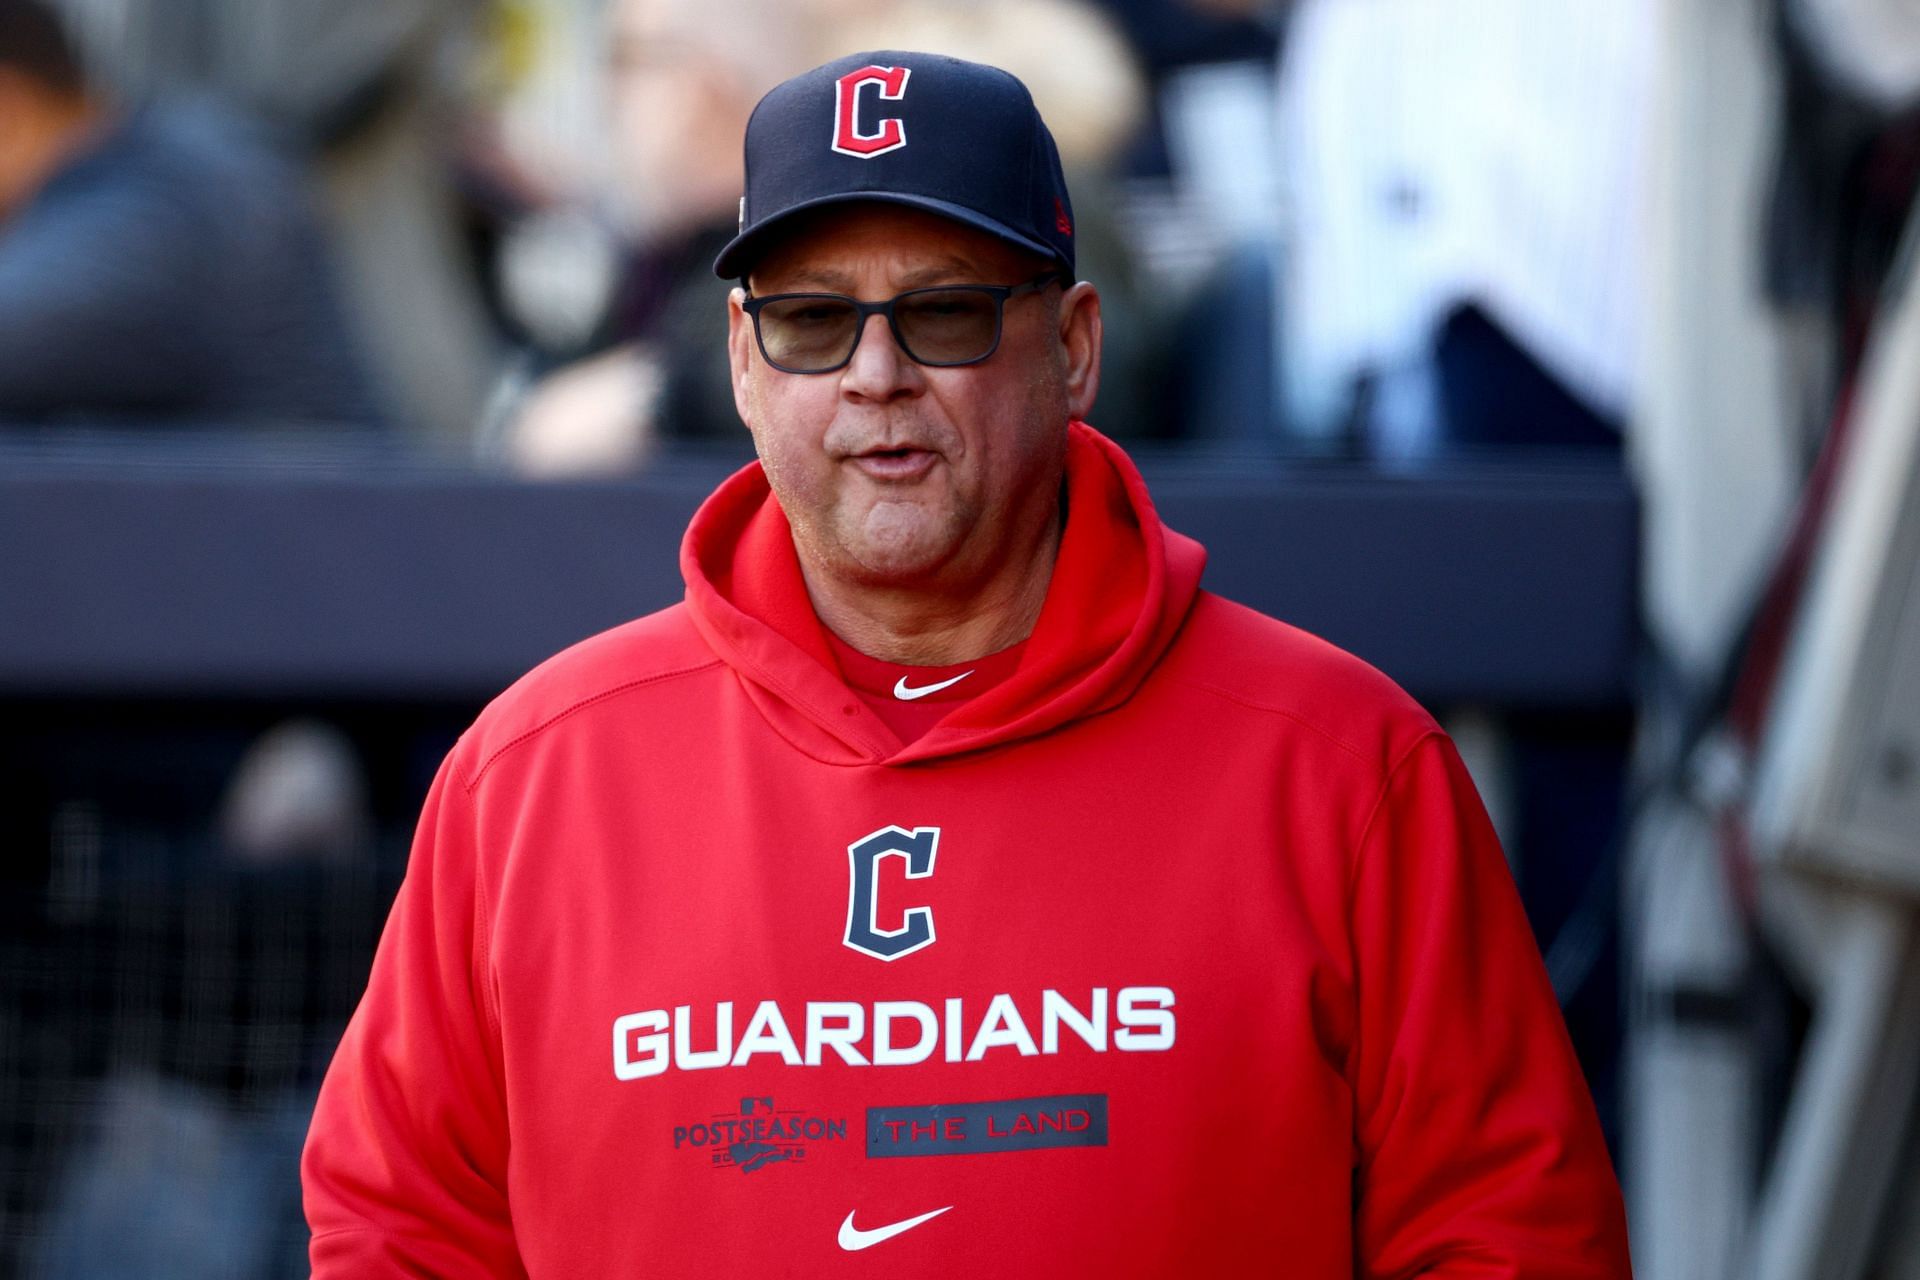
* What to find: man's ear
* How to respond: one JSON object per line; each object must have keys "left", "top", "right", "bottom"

{"left": 1058, "top": 281, "right": 1103, "bottom": 422}
{"left": 727, "top": 286, "right": 755, "bottom": 430}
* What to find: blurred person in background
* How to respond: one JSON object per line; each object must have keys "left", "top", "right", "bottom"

{"left": 503, "top": 0, "right": 805, "bottom": 474}
{"left": 1276, "top": 0, "right": 1652, "bottom": 460}
{"left": 0, "top": 0, "right": 384, "bottom": 430}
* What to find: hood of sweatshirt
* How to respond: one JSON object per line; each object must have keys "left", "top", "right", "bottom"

{"left": 679, "top": 421, "right": 1207, "bottom": 766}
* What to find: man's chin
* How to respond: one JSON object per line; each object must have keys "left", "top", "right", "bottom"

{"left": 828, "top": 520, "right": 968, "bottom": 587}
{"left": 840, "top": 539, "right": 957, "bottom": 586}
{"left": 837, "top": 504, "right": 956, "bottom": 573}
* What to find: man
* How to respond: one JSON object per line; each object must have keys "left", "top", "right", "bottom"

{"left": 0, "top": 0, "right": 379, "bottom": 428}
{"left": 303, "top": 50, "right": 1633, "bottom": 1276}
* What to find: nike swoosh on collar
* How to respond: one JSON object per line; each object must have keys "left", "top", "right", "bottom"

{"left": 838, "top": 1206, "right": 952, "bottom": 1251}
{"left": 893, "top": 670, "right": 974, "bottom": 701}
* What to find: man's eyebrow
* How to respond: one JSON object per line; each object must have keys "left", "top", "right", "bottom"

{"left": 772, "top": 255, "right": 987, "bottom": 293}
{"left": 767, "top": 267, "right": 854, "bottom": 291}
{"left": 895, "top": 258, "right": 987, "bottom": 287}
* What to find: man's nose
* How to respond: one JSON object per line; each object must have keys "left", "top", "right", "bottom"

{"left": 839, "top": 311, "right": 923, "bottom": 402}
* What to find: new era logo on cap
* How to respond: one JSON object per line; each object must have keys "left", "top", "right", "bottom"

{"left": 714, "top": 50, "right": 1076, "bottom": 281}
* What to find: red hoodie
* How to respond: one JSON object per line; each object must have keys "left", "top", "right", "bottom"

{"left": 304, "top": 423, "right": 1632, "bottom": 1276}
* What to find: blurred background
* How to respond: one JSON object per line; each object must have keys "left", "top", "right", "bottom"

{"left": 1, "top": 0, "right": 1918, "bottom": 1274}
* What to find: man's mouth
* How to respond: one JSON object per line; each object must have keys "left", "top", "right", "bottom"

{"left": 848, "top": 446, "right": 937, "bottom": 481}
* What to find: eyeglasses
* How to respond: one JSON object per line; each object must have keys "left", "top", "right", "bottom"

{"left": 741, "top": 271, "right": 1063, "bottom": 374}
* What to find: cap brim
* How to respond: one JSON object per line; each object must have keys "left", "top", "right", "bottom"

{"left": 713, "top": 191, "right": 1062, "bottom": 280}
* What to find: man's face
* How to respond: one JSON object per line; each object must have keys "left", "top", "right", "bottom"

{"left": 727, "top": 204, "right": 1101, "bottom": 594}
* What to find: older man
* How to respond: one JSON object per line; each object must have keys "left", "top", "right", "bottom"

{"left": 303, "top": 50, "right": 1632, "bottom": 1276}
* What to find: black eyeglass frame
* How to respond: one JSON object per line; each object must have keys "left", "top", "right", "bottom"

{"left": 740, "top": 270, "right": 1066, "bottom": 374}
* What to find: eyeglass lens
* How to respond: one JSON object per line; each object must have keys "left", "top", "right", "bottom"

{"left": 757, "top": 288, "right": 1002, "bottom": 371}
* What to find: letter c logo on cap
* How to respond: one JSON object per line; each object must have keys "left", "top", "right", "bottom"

{"left": 833, "top": 65, "right": 910, "bottom": 159}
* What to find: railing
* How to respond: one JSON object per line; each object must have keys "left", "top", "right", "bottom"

{"left": 0, "top": 437, "right": 1637, "bottom": 707}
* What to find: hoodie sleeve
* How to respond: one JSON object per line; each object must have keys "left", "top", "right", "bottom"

{"left": 301, "top": 752, "right": 526, "bottom": 1277}
{"left": 1349, "top": 732, "right": 1632, "bottom": 1278}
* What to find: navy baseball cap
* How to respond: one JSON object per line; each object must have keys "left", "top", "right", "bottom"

{"left": 713, "top": 50, "right": 1076, "bottom": 281}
